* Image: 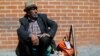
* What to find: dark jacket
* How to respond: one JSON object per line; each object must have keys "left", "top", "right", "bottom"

{"left": 16, "top": 13, "right": 58, "bottom": 56}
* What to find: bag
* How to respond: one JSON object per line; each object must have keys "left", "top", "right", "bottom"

{"left": 57, "top": 41, "right": 74, "bottom": 56}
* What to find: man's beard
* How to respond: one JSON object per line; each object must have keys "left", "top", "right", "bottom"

{"left": 29, "top": 12, "right": 38, "bottom": 20}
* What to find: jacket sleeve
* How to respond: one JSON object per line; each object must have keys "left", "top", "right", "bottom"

{"left": 38, "top": 13, "right": 58, "bottom": 38}
{"left": 47, "top": 18, "right": 58, "bottom": 38}
{"left": 17, "top": 19, "right": 30, "bottom": 42}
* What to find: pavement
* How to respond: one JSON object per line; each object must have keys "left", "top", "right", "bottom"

{"left": 0, "top": 45, "right": 100, "bottom": 56}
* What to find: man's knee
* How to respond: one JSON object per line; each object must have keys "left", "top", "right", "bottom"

{"left": 40, "top": 36, "right": 51, "bottom": 47}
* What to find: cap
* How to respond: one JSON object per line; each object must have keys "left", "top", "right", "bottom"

{"left": 24, "top": 4, "right": 37, "bottom": 12}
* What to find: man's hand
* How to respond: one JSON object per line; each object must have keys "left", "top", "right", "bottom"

{"left": 31, "top": 34, "right": 39, "bottom": 45}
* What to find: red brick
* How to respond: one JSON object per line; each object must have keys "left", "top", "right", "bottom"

{"left": 11, "top": 10, "right": 23, "bottom": 13}
{"left": 83, "top": 24, "right": 92, "bottom": 27}
{"left": 38, "top": 9, "right": 48, "bottom": 12}
{"left": 79, "top": 0, "right": 89, "bottom": 2}
{"left": 84, "top": 2, "right": 93, "bottom": 5}
{"left": 94, "top": 10, "right": 100, "bottom": 13}
{"left": 89, "top": 13, "right": 98, "bottom": 16}
{"left": 5, "top": 0, "right": 24, "bottom": 1}
{"left": 62, "top": 10, "right": 72, "bottom": 13}
{"left": 0, "top": 45, "right": 8, "bottom": 49}
{"left": 10, "top": 2, "right": 23, "bottom": 5}
{"left": 79, "top": 13, "right": 89, "bottom": 16}
{"left": 50, "top": 17, "right": 60, "bottom": 20}
{"left": 6, "top": 6, "right": 18, "bottom": 9}
{"left": 56, "top": 6, "right": 66, "bottom": 9}
{"left": 47, "top": 13, "right": 56, "bottom": 16}
{"left": 78, "top": 20, "right": 88, "bottom": 24}
{"left": 37, "top": 2, "right": 48, "bottom": 5}
{"left": 67, "top": 21, "right": 78, "bottom": 24}
{"left": 73, "top": 2, "right": 83, "bottom": 5}
{"left": 37, "top": 6, "right": 43, "bottom": 8}
{"left": 0, "top": 10, "right": 11, "bottom": 13}
{"left": 2, "top": 41, "right": 13, "bottom": 44}
{"left": 49, "top": 9, "right": 60, "bottom": 12}
{"left": 6, "top": 14, "right": 18, "bottom": 17}
{"left": 90, "top": 0, "right": 99, "bottom": 2}
{"left": 73, "top": 10, "right": 83, "bottom": 13}
{"left": 1, "top": 33, "right": 12, "bottom": 36}
{"left": 0, "top": 1, "right": 10, "bottom": 5}
{"left": 0, "top": 6, "right": 5, "bottom": 9}
{"left": 0, "top": 26, "right": 11, "bottom": 29}
{"left": 89, "top": 28, "right": 98, "bottom": 31}
{"left": 57, "top": 21, "right": 67, "bottom": 24}
{"left": 18, "top": 13, "right": 24, "bottom": 16}
{"left": 61, "top": 2, "right": 72, "bottom": 5}
{"left": 13, "top": 40, "right": 18, "bottom": 44}
{"left": 84, "top": 10, "right": 93, "bottom": 13}
{"left": 0, "top": 37, "right": 7, "bottom": 40}
{"left": 83, "top": 17, "right": 93, "bottom": 20}
{"left": 79, "top": 6, "right": 89, "bottom": 9}
{"left": 68, "top": 13, "right": 78, "bottom": 16}
{"left": 8, "top": 37, "right": 18, "bottom": 40}
{"left": 73, "top": 17, "right": 83, "bottom": 20}
{"left": 0, "top": 14, "right": 5, "bottom": 17}
{"left": 18, "top": 6, "right": 24, "bottom": 9}
{"left": 89, "top": 6, "right": 98, "bottom": 9}
{"left": 62, "top": 17, "right": 73, "bottom": 21}
{"left": 44, "top": 6, "right": 55, "bottom": 8}
{"left": 56, "top": 13, "right": 66, "bottom": 16}
{"left": 94, "top": 3, "right": 100, "bottom": 6}
{"left": 49, "top": 2, "right": 60, "bottom": 5}
{"left": 68, "top": 6, "right": 78, "bottom": 9}
{"left": 63, "top": 0, "right": 78, "bottom": 1}
{"left": 0, "top": 29, "right": 6, "bottom": 32}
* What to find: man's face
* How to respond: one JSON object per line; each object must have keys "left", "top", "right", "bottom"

{"left": 29, "top": 9, "right": 38, "bottom": 20}
{"left": 30, "top": 9, "right": 38, "bottom": 16}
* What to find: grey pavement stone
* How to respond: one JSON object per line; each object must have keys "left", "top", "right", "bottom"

{"left": 0, "top": 45, "right": 100, "bottom": 56}
{"left": 77, "top": 45, "right": 100, "bottom": 56}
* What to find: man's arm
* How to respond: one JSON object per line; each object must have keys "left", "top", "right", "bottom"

{"left": 47, "top": 19, "right": 58, "bottom": 38}
{"left": 17, "top": 19, "right": 30, "bottom": 42}
{"left": 38, "top": 13, "right": 58, "bottom": 38}
{"left": 17, "top": 18, "right": 39, "bottom": 45}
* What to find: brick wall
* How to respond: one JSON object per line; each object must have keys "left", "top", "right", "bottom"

{"left": 0, "top": 0, "right": 100, "bottom": 50}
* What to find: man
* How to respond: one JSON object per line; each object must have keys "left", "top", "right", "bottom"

{"left": 16, "top": 4, "right": 58, "bottom": 56}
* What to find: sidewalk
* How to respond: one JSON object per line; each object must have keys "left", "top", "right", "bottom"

{"left": 0, "top": 45, "right": 100, "bottom": 56}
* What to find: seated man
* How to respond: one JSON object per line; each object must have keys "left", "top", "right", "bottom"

{"left": 16, "top": 4, "right": 58, "bottom": 56}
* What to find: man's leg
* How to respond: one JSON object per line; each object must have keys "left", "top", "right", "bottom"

{"left": 39, "top": 36, "right": 51, "bottom": 56}
{"left": 32, "top": 45, "right": 39, "bottom": 56}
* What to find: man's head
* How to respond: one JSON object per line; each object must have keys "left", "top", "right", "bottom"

{"left": 24, "top": 4, "right": 38, "bottom": 20}
{"left": 24, "top": 4, "right": 38, "bottom": 13}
